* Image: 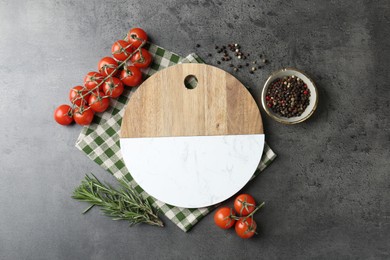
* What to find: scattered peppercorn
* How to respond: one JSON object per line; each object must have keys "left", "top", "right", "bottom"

{"left": 196, "top": 44, "right": 200, "bottom": 48}
{"left": 265, "top": 76, "right": 311, "bottom": 118}
{"left": 212, "top": 42, "right": 270, "bottom": 75}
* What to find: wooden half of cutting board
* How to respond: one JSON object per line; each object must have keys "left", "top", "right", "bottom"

{"left": 121, "top": 63, "right": 263, "bottom": 138}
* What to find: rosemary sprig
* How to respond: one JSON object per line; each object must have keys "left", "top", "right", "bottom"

{"left": 72, "top": 174, "right": 163, "bottom": 227}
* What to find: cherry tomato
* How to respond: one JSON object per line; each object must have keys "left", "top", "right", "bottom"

{"left": 102, "top": 77, "right": 124, "bottom": 98}
{"left": 235, "top": 218, "right": 257, "bottom": 239}
{"left": 234, "top": 194, "right": 256, "bottom": 216}
{"left": 84, "top": 71, "right": 104, "bottom": 91}
{"left": 130, "top": 48, "right": 153, "bottom": 68}
{"left": 54, "top": 104, "right": 73, "bottom": 125}
{"left": 88, "top": 91, "right": 110, "bottom": 113}
{"left": 120, "top": 66, "right": 142, "bottom": 87}
{"left": 214, "top": 207, "right": 236, "bottom": 229}
{"left": 69, "top": 85, "right": 90, "bottom": 107}
{"left": 111, "top": 40, "right": 134, "bottom": 61}
{"left": 98, "top": 57, "right": 118, "bottom": 76}
{"left": 126, "top": 28, "right": 148, "bottom": 48}
{"left": 73, "top": 107, "right": 94, "bottom": 125}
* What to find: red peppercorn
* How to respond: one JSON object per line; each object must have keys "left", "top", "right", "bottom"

{"left": 267, "top": 103, "right": 273, "bottom": 108}
{"left": 303, "top": 90, "right": 309, "bottom": 95}
{"left": 266, "top": 96, "right": 270, "bottom": 101}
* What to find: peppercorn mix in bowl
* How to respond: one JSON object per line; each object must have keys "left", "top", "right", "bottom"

{"left": 261, "top": 68, "right": 318, "bottom": 124}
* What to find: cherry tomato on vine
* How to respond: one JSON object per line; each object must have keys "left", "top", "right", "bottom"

{"left": 102, "top": 77, "right": 124, "bottom": 98}
{"left": 235, "top": 218, "right": 257, "bottom": 239}
{"left": 120, "top": 66, "right": 142, "bottom": 87}
{"left": 130, "top": 48, "right": 153, "bottom": 69}
{"left": 98, "top": 57, "right": 118, "bottom": 76}
{"left": 69, "top": 85, "right": 90, "bottom": 107}
{"left": 54, "top": 104, "right": 73, "bottom": 125}
{"left": 84, "top": 71, "right": 104, "bottom": 91}
{"left": 234, "top": 194, "right": 256, "bottom": 216}
{"left": 126, "top": 28, "right": 148, "bottom": 48}
{"left": 111, "top": 40, "right": 134, "bottom": 61}
{"left": 88, "top": 91, "right": 110, "bottom": 113}
{"left": 214, "top": 207, "right": 236, "bottom": 229}
{"left": 73, "top": 107, "right": 94, "bottom": 125}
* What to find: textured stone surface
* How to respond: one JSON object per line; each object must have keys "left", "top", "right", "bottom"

{"left": 0, "top": 0, "right": 389, "bottom": 259}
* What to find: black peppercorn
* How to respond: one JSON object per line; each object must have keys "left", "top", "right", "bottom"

{"left": 265, "top": 76, "right": 310, "bottom": 118}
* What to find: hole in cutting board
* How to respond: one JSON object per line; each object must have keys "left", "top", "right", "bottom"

{"left": 184, "top": 75, "right": 198, "bottom": 89}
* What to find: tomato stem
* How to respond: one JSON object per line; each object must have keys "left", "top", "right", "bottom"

{"left": 232, "top": 201, "right": 265, "bottom": 221}
{"left": 238, "top": 198, "right": 256, "bottom": 215}
{"left": 245, "top": 201, "right": 265, "bottom": 219}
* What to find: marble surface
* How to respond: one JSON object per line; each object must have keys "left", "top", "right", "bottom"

{"left": 120, "top": 134, "right": 264, "bottom": 208}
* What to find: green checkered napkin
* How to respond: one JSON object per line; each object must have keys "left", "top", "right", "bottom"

{"left": 75, "top": 43, "right": 277, "bottom": 232}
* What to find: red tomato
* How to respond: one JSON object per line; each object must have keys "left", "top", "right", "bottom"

{"left": 73, "top": 107, "right": 94, "bottom": 125}
{"left": 102, "top": 77, "right": 124, "bottom": 98}
{"left": 88, "top": 91, "right": 110, "bottom": 112}
{"left": 214, "top": 207, "right": 236, "bottom": 229}
{"left": 98, "top": 57, "right": 118, "bottom": 76}
{"left": 84, "top": 71, "right": 104, "bottom": 91}
{"left": 69, "top": 85, "right": 90, "bottom": 107}
{"left": 126, "top": 28, "right": 148, "bottom": 48}
{"left": 130, "top": 48, "right": 153, "bottom": 68}
{"left": 120, "top": 66, "right": 142, "bottom": 87}
{"left": 234, "top": 194, "right": 256, "bottom": 216}
{"left": 235, "top": 218, "right": 257, "bottom": 239}
{"left": 111, "top": 40, "right": 134, "bottom": 61}
{"left": 54, "top": 104, "right": 73, "bottom": 125}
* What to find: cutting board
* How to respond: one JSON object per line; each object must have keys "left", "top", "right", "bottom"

{"left": 120, "top": 63, "right": 264, "bottom": 208}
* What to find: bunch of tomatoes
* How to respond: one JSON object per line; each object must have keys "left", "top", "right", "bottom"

{"left": 214, "top": 194, "right": 265, "bottom": 239}
{"left": 54, "top": 28, "right": 153, "bottom": 126}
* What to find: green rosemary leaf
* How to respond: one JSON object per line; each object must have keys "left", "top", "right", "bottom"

{"left": 72, "top": 174, "right": 163, "bottom": 227}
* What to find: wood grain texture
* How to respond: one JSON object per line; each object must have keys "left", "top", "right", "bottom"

{"left": 120, "top": 63, "right": 263, "bottom": 138}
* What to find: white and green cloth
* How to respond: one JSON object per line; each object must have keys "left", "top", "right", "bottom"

{"left": 75, "top": 43, "right": 277, "bottom": 232}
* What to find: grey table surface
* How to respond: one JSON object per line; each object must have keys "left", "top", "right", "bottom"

{"left": 1, "top": 0, "right": 389, "bottom": 259}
